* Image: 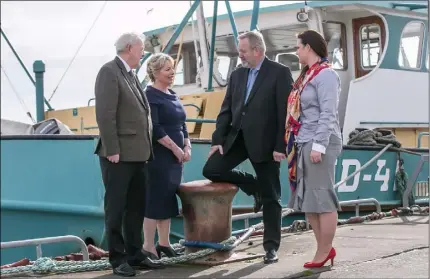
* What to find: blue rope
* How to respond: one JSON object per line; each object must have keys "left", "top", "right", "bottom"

{"left": 181, "top": 240, "right": 233, "bottom": 251}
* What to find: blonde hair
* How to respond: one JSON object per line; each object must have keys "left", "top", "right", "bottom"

{"left": 146, "top": 53, "right": 175, "bottom": 82}
{"left": 238, "top": 30, "right": 266, "bottom": 53}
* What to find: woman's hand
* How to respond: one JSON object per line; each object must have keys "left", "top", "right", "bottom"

{"left": 172, "top": 146, "right": 185, "bottom": 163}
{"left": 310, "top": 150, "right": 322, "bottom": 163}
{"left": 183, "top": 145, "right": 191, "bottom": 162}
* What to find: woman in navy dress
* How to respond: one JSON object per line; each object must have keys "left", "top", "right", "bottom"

{"left": 142, "top": 53, "right": 191, "bottom": 259}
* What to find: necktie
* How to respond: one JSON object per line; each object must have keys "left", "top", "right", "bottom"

{"left": 245, "top": 69, "right": 257, "bottom": 103}
{"left": 129, "top": 70, "right": 135, "bottom": 80}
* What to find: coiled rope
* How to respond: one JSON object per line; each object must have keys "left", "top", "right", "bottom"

{"left": 347, "top": 128, "right": 402, "bottom": 148}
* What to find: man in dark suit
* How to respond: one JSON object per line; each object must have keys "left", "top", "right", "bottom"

{"left": 95, "top": 32, "right": 164, "bottom": 276}
{"left": 202, "top": 30, "right": 293, "bottom": 264}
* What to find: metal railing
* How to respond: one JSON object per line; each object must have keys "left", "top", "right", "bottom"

{"left": 87, "top": 98, "right": 95, "bottom": 107}
{"left": 231, "top": 145, "right": 393, "bottom": 230}
{"left": 69, "top": 118, "right": 216, "bottom": 133}
{"left": 185, "top": 118, "right": 216, "bottom": 124}
{"left": 403, "top": 154, "right": 429, "bottom": 207}
{"left": 231, "top": 198, "right": 382, "bottom": 233}
{"left": 339, "top": 198, "right": 381, "bottom": 216}
{"left": 1, "top": 235, "right": 89, "bottom": 261}
{"left": 417, "top": 132, "right": 429, "bottom": 148}
{"left": 182, "top": 104, "right": 201, "bottom": 112}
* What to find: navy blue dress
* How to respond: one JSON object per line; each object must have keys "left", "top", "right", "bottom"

{"left": 145, "top": 85, "right": 189, "bottom": 220}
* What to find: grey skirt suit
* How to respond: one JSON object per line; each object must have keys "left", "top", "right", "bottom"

{"left": 287, "top": 68, "right": 343, "bottom": 213}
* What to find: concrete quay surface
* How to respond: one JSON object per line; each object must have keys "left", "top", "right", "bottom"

{"left": 6, "top": 215, "right": 429, "bottom": 278}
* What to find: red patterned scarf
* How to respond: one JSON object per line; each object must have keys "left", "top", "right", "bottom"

{"left": 284, "top": 60, "right": 330, "bottom": 192}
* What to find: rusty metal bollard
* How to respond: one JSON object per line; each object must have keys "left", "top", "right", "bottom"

{"left": 178, "top": 180, "right": 263, "bottom": 265}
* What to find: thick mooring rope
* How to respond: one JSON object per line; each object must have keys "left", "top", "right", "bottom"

{"left": 0, "top": 236, "right": 235, "bottom": 275}
{"left": 2, "top": 206, "right": 428, "bottom": 276}
{"left": 1, "top": 210, "right": 297, "bottom": 275}
{"left": 347, "top": 128, "right": 402, "bottom": 148}
{"left": 1, "top": 211, "right": 297, "bottom": 276}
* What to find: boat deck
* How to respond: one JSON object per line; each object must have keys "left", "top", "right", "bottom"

{"left": 6, "top": 214, "right": 428, "bottom": 279}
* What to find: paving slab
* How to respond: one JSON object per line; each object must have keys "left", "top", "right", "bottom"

{"left": 311, "top": 247, "right": 428, "bottom": 278}
{"left": 4, "top": 215, "right": 428, "bottom": 279}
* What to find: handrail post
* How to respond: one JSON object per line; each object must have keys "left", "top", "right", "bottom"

{"left": 417, "top": 132, "right": 429, "bottom": 148}
{"left": 250, "top": 0, "right": 260, "bottom": 30}
{"left": 33, "top": 60, "right": 46, "bottom": 123}
{"left": 1, "top": 235, "right": 89, "bottom": 261}
{"left": 1, "top": 28, "right": 53, "bottom": 111}
{"left": 206, "top": 0, "right": 218, "bottom": 92}
{"left": 87, "top": 98, "right": 95, "bottom": 106}
{"left": 403, "top": 155, "right": 429, "bottom": 207}
{"left": 225, "top": 0, "right": 239, "bottom": 47}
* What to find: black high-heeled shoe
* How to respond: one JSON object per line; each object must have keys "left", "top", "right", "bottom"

{"left": 142, "top": 248, "right": 159, "bottom": 260}
{"left": 155, "top": 242, "right": 178, "bottom": 258}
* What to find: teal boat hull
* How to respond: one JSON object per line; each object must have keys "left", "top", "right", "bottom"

{"left": 1, "top": 135, "right": 428, "bottom": 265}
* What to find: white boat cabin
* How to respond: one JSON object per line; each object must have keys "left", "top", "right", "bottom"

{"left": 140, "top": 1, "right": 428, "bottom": 148}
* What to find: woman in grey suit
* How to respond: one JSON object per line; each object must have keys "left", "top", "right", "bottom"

{"left": 285, "top": 30, "right": 342, "bottom": 269}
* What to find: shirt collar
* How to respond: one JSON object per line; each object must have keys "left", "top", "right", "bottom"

{"left": 252, "top": 56, "right": 264, "bottom": 72}
{"left": 117, "top": 55, "right": 132, "bottom": 73}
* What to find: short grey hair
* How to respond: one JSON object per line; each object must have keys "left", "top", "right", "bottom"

{"left": 146, "top": 53, "right": 175, "bottom": 82}
{"left": 114, "top": 32, "right": 145, "bottom": 54}
{"left": 238, "top": 30, "right": 266, "bottom": 53}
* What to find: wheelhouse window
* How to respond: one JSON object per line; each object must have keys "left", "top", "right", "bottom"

{"left": 276, "top": 52, "right": 301, "bottom": 71}
{"left": 322, "top": 21, "right": 347, "bottom": 70}
{"left": 398, "top": 21, "right": 425, "bottom": 70}
{"left": 215, "top": 55, "right": 232, "bottom": 81}
{"left": 173, "top": 57, "right": 184, "bottom": 86}
{"left": 359, "top": 24, "right": 382, "bottom": 69}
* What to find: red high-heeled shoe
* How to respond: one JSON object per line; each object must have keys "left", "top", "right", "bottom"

{"left": 304, "top": 247, "right": 336, "bottom": 268}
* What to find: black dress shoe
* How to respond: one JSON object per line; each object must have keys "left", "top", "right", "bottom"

{"left": 113, "top": 263, "right": 136, "bottom": 277}
{"left": 129, "top": 257, "right": 165, "bottom": 270}
{"left": 156, "top": 242, "right": 179, "bottom": 258}
{"left": 253, "top": 192, "right": 263, "bottom": 213}
{"left": 264, "top": 249, "right": 278, "bottom": 264}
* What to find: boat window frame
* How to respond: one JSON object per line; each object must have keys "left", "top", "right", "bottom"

{"left": 322, "top": 20, "right": 348, "bottom": 71}
{"left": 397, "top": 20, "right": 426, "bottom": 71}
{"left": 359, "top": 23, "right": 382, "bottom": 70}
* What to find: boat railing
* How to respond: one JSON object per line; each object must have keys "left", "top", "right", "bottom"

{"left": 182, "top": 104, "right": 201, "bottom": 112}
{"left": 71, "top": 118, "right": 218, "bottom": 133}
{"left": 231, "top": 198, "right": 382, "bottom": 233}
{"left": 87, "top": 98, "right": 95, "bottom": 107}
{"left": 231, "top": 144, "right": 393, "bottom": 230}
{"left": 417, "top": 132, "right": 429, "bottom": 148}
{"left": 403, "top": 154, "right": 429, "bottom": 207}
{"left": 0, "top": 235, "right": 89, "bottom": 261}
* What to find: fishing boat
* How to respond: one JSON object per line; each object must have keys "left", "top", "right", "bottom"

{"left": 1, "top": 0, "right": 428, "bottom": 268}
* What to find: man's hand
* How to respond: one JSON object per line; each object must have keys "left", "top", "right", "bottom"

{"left": 273, "top": 151, "right": 286, "bottom": 162}
{"left": 208, "top": 145, "right": 223, "bottom": 158}
{"left": 310, "top": 150, "right": 322, "bottom": 163}
{"left": 107, "top": 154, "right": 120, "bottom": 163}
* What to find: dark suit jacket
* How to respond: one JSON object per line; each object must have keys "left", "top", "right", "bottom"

{"left": 211, "top": 57, "right": 293, "bottom": 163}
{"left": 94, "top": 56, "right": 153, "bottom": 162}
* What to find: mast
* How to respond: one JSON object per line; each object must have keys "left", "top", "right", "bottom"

{"left": 196, "top": 2, "right": 210, "bottom": 89}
